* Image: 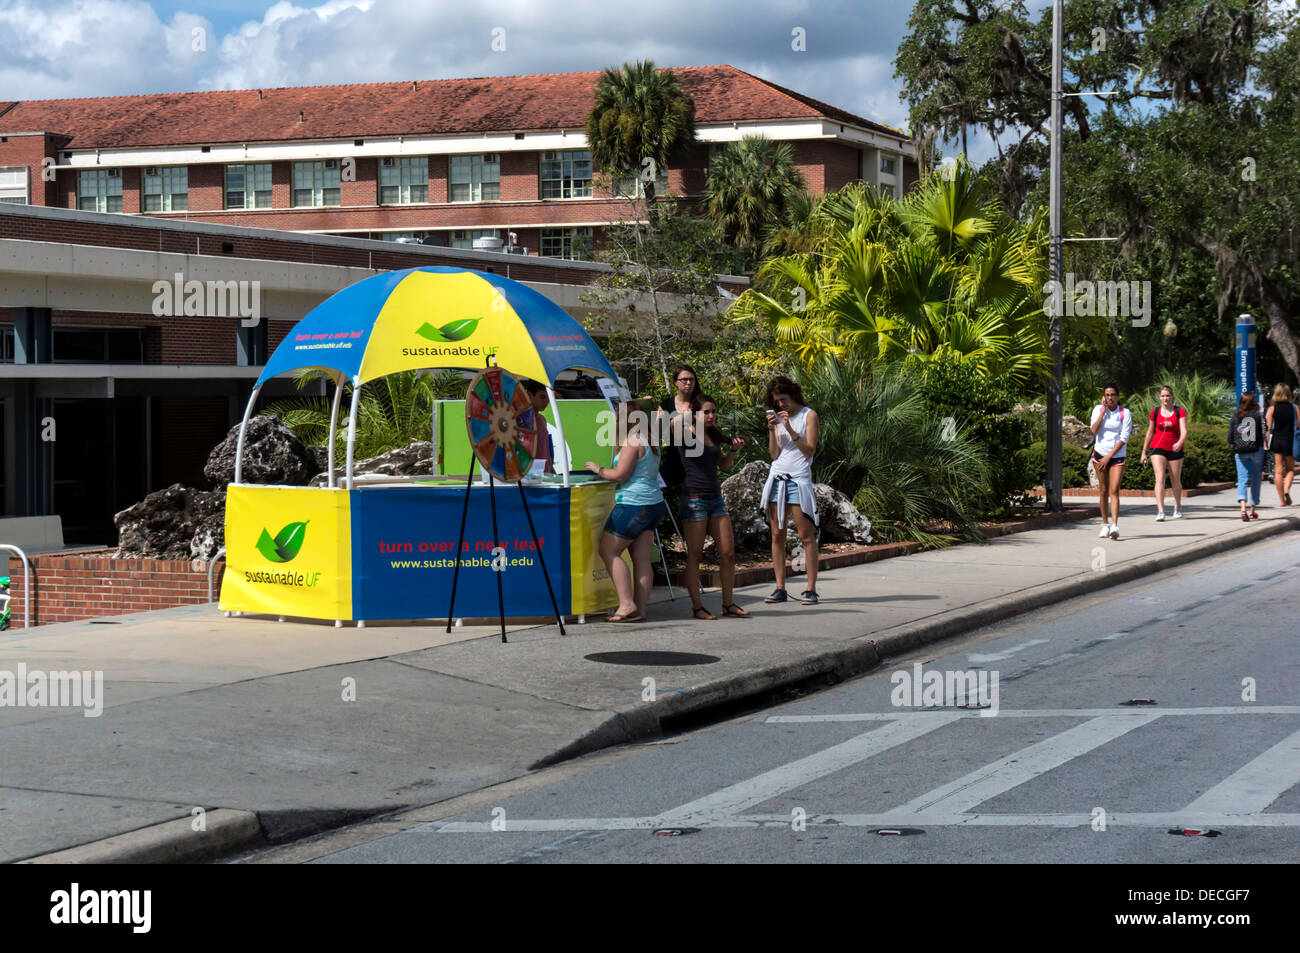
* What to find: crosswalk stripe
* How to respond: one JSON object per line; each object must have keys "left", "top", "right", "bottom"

{"left": 891, "top": 714, "right": 1161, "bottom": 815}
{"left": 1180, "top": 727, "right": 1300, "bottom": 815}
{"left": 766, "top": 706, "right": 1300, "bottom": 722}
{"left": 655, "top": 714, "right": 962, "bottom": 827}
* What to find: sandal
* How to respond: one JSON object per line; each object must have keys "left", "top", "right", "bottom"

{"left": 721, "top": 603, "right": 750, "bottom": 618}
{"left": 691, "top": 604, "right": 717, "bottom": 621}
{"left": 606, "top": 611, "right": 645, "bottom": 623}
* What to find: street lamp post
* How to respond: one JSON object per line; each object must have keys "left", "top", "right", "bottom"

{"left": 1046, "top": 0, "right": 1065, "bottom": 512}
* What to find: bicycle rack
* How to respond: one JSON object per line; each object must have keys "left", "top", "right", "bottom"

{"left": 0, "top": 544, "right": 34, "bottom": 630}
{"left": 207, "top": 547, "right": 226, "bottom": 604}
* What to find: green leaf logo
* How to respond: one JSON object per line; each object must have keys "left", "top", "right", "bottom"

{"left": 416, "top": 318, "right": 481, "bottom": 342}
{"left": 256, "top": 521, "right": 309, "bottom": 562}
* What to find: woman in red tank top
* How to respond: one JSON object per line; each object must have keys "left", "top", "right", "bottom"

{"left": 1139, "top": 385, "right": 1188, "bottom": 520}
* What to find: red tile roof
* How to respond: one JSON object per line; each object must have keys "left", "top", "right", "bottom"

{"left": 0, "top": 65, "right": 906, "bottom": 149}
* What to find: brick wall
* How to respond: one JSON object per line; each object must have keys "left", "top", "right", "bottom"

{"left": 4, "top": 550, "right": 225, "bottom": 626}
{"left": 0, "top": 133, "right": 60, "bottom": 207}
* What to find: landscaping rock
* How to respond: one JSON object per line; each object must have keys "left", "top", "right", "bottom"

{"left": 203, "top": 415, "right": 319, "bottom": 488}
{"left": 1062, "top": 415, "right": 1094, "bottom": 450}
{"left": 114, "top": 484, "right": 225, "bottom": 560}
{"left": 309, "top": 441, "right": 435, "bottom": 487}
{"left": 719, "top": 459, "right": 873, "bottom": 548}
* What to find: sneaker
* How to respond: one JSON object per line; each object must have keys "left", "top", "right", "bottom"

{"left": 1155, "top": 511, "right": 1166, "bottom": 522}
{"left": 1109, "top": 525, "right": 1120, "bottom": 540}
{"left": 1172, "top": 509, "right": 1183, "bottom": 519}
{"left": 1098, "top": 524, "right": 1111, "bottom": 538}
{"left": 764, "top": 588, "right": 788, "bottom": 604}
{"left": 799, "top": 590, "right": 819, "bottom": 605}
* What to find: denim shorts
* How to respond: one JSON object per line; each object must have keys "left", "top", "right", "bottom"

{"left": 770, "top": 479, "right": 801, "bottom": 506}
{"left": 680, "top": 493, "right": 729, "bottom": 523}
{"left": 603, "top": 501, "right": 667, "bottom": 540}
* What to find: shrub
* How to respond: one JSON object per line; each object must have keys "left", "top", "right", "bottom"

{"left": 1020, "top": 441, "right": 1090, "bottom": 489}
{"left": 1187, "top": 422, "right": 1235, "bottom": 482}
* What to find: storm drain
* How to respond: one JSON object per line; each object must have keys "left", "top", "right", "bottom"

{"left": 584, "top": 651, "right": 721, "bottom": 666}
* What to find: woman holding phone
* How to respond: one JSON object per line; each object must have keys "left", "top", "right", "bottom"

{"left": 1090, "top": 385, "right": 1132, "bottom": 540}
{"left": 680, "top": 395, "right": 748, "bottom": 619}
{"left": 759, "top": 377, "right": 820, "bottom": 605}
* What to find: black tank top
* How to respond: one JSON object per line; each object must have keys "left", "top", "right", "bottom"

{"left": 1273, "top": 402, "right": 1295, "bottom": 444}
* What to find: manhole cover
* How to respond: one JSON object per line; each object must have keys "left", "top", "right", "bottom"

{"left": 584, "top": 651, "right": 721, "bottom": 666}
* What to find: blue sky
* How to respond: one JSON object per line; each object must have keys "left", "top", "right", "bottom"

{"left": 0, "top": 0, "right": 1015, "bottom": 162}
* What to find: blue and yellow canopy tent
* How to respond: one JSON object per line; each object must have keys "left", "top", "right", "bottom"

{"left": 234, "top": 265, "right": 619, "bottom": 488}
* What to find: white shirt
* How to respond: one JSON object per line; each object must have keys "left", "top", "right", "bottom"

{"left": 1091, "top": 404, "right": 1133, "bottom": 457}
{"left": 759, "top": 406, "right": 818, "bottom": 527}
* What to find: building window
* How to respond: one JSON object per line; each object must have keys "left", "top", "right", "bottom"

{"left": 540, "top": 151, "right": 592, "bottom": 199}
{"left": 292, "top": 160, "right": 341, "bottom": 207}
{"left": 540, "top": 227, "right": 592, "bottom": 260}
{"left": 0, "top": 167, "right": 28, "bottom": 205}
{"left": 880, "top": 154, "right": 898, "bottom": 176}
{"left": 53, "top": 327, "right": 146, "bottom": 364}
{"left": 449, "top": 154, "right": 500, "bottom": 203}
{"left": 379, "top": 157, "right": 429, "bottom": 205}
{"left": 142, "top": 166, "right": 188, "bottom": 212}
{"left": 226, "top": 163, "right": 272, "bottom": 209}
{"left": 376, "top": 231, "right": 432, "bottom": 243}
{"left": 449, "top": 229, "right": 501, "bottom": 249}
{"left": 78, "top": 169, "right": 123, "bottom": 213}
{"left": 1, "top": 326, "right": 12, "bottom": 361}
{"left": 614, "top": 166, "right": 669, "bottom": 199}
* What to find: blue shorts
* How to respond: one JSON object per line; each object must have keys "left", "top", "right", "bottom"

{"left": 770, "top": 480, "right": 801, "bottom": 506}
{"left": 680, "top": 493, "right": 729, "bottom": 523}
{"left": 603, "top": 501, "right": 666, "bottom": 540}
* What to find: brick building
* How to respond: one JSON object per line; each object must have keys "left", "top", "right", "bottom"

{"left": 1, "top": 66, "right": 911, "bottom": 547}
{"left": 0, "top": 65, "right": 914, "bottom": 255}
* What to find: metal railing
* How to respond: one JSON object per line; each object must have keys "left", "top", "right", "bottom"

{"left": 0, "top": 544, "right": 34, "bottom": 630}
{"left": 207, "top": 548, "right": 226, "bottom": 604}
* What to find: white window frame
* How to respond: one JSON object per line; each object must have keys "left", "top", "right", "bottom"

{"left": 225, "top": 163, "right": 273, "bottom": 209}
{"left": 142, "top": 166, "right": 188, "bottom": 212}
{"left": 539, "top": 150, "right": 592, "bottom": 199}
{"left": 379, "top": 156, "right": 429, "bottom": 205}
{"left": 292, "top": 160, "right": 341, "bottom": 208}
{"left": 540, "top": 227, "right": 593, "bottom": 260}
{"left": 614, "top": 165, "right": 669, "bottom": 199}
{"left": 0, "top": 166, "right": 29, "bottom": 205}
{"left": 449, "top": 154, "right": 500, "bottom": 203}
{"left": 78, "top": 169, "right": 123, "bottom": 213}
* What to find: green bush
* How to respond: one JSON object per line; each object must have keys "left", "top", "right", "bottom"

{"left": 1187, "top": 422, "right": 1235, "bottom": 483}
{"left": 1020, "top": 441, "right": 1090, "bottom": 489}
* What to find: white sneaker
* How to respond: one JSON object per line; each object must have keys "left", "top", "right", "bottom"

{"left": 1099, "top": 524, "right": 1111, "bottom": 538}
{"left": 1172, "top": 509, "right": 1183, "bottom": 519}
{"left": 1155, "top": 511, "right": 1166, "bottom": 522}
{"left": 1109, "top": 525, "right": 1120, "bottom": 540}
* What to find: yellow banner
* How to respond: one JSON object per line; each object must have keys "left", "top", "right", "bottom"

{"left": 220, "top": 485, "right": 352, "bottom": 620}
{"left": 360, "top": 271, "right": 550, "bottom": 384}
{"left": 568, "top": 482, "right": 626, "bottom": 614}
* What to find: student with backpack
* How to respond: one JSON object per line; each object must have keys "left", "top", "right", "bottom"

{"left": 1139, "top": 385, "right": 1189, "bottom": 520}
{"left": 1090, "top": 385, "right": 1132, "bottom": 540}
{"left": 1230, "top": 392, "right": 1266, "bottom": 521}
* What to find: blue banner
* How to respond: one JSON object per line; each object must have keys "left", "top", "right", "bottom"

{"left": 350, "top": 485, "right": 571, "bottom": 621}
{"left": 1236, "top": 314, "right": 1256, "bottom": 400}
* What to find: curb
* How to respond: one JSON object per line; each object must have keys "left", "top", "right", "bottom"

{"left": 551, "top": 515, "right": 1300, "bottom": 764}
{"left": 29, "top": 516, "right": 1296, "bottom": 863}
{"left": 20, "top": 809, "right": 263, "bottom": 864}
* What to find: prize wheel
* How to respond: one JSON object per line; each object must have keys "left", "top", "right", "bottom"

{"left": 465, "top": 367, "right": 539, "bottom": 482}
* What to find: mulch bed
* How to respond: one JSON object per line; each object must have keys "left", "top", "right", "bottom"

{"left": 1029, "top": 482, "right": 1233, "bottom": 499}
{"left": 655, "top": 504, "right": 1100, "bottom": 589}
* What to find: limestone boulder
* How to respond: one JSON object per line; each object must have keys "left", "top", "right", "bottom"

{"left": 114, "top": 484, "right": 225, "bottom": 560}
{"left": 203, "top": 415, "right": 318, "bottom": 488}
{"left": 309, "top": 441, "right": 435, "bottom": 487}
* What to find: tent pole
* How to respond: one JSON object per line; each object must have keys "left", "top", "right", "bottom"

{"left": 344, "top": 376, "right": 362, "bottom": 490}
{"left": 326, "top": 374, "right": 344, "bottom": 489}
{"left": 233, "top": 384, "right": 262, "bottom": 485}
{"left": 546, "top": 386, "right": 570, "bottom": 488}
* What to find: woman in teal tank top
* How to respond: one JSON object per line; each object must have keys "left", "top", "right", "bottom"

{"left": 584, "top": 398, "right": 667, "bottom": 623}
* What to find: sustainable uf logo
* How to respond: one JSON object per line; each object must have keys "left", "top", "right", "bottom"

{"left": 256, "top": 521, "right": 308, "bottom": 563}
{"left": 416, "top": 318, "right": 480, "bottom": 342}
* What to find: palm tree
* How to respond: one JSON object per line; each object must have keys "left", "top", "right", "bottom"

{"left": 585, "top": 61, "right": 696, "bottom": 226}
{"left": 264, "top": 369, "right": 465, "bottom": 461}
{"left": 704, "top": 135, "right": 807, "bottom": 264}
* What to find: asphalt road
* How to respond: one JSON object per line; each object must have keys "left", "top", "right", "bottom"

{"left": 247, "top": 533, "right": 1300, "bottom": 865}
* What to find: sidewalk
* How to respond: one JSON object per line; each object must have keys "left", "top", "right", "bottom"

{"left": 2, "top": 487, "right": 1295, "bottom": 863}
